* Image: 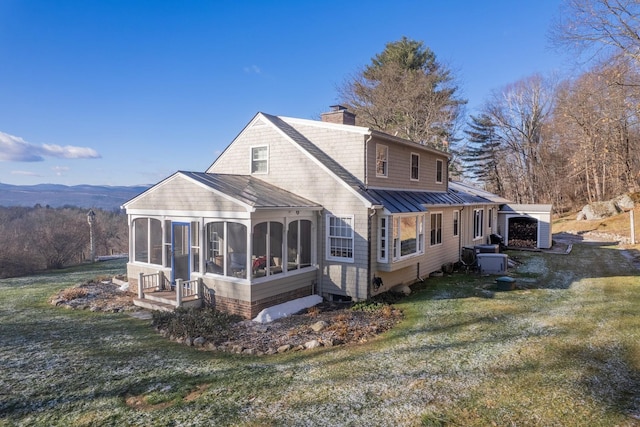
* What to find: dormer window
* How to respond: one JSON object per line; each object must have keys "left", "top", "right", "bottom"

{"left": 251, "top": 146, "right": 268, "bottom": 174}
{"left": 376, "top": 144, "right": 388, "bottom": 177}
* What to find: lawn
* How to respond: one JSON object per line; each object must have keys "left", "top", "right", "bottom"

{"left": 1, "top": 242, "right": 639, "bottom": 426}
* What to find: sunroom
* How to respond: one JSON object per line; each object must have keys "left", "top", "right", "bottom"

{"left": 123, "top": 172, "right": 322, "bottom": 318}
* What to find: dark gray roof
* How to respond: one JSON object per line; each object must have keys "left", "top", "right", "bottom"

{"left": 181, "top": 171, "right": 321, "bottom": 209}
{"left": 366, "top": 189, "right": 466, "bottom": 213}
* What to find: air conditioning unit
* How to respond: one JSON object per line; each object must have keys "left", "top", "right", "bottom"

{"left": 476, "top": 253, "right": 508, "bottom": 274}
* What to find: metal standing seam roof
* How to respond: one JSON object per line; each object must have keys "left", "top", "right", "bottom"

{"left": 180, "top": 171, "right": 322, "bottom": 209}
{"left": 366, "top": 188, "right": 469, "bottom": 213}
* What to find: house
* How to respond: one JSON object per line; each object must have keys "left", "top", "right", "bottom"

{"left": 122, "top": 105, "right": 552, "bottom": 318}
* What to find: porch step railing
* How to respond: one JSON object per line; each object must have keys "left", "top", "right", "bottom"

{"left": 175, "top": 278, "right": 202, "bottom": 306}
{"left": 138, "top": 270, "right": 165, "bottom": 299}
{"left": 136, "top": 271, "right": 202, "bottom": 309}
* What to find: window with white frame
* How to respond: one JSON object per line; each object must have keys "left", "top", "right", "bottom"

{"left": 251, "top": 146, "right": 268, "bottom": 174}
{"left": 410, "top": 153, "right": 419, "bottom": 180}
{"left": 436, "top": 159, "right": 443, "bottom": 183}
{"left": 191, "top": 221, "right": 199, "bottom": 273}
{"left": 205, "top": 221, "right": 248, "bottom": 278}
{"left": 327, "top": 215, "right": 354, "bottom": 262}
{"left": 473, "top": 208, "right": 484, "bottom": 239}
{"left": 133, "top": 218, "right": 163, "bottom": 265}
{"left": 488, "top": 207, "right": 493, "bottom": 229}
{"left": 378, "top": 216, "right": 388, "bottom": 262}
{"left": 376, "top": 144, "right": 388, "bottom": 177}
{"left": 430, "top": 212, "right": 442, "bottom": 246}
{"left": 287, "top": 220, "right": 312, "bottom": 270}
{"left": 391, "top": 214, "right": 425, "bottom": 259}
{"left": 453, "top": 210, "right": 459, "bottom": 236}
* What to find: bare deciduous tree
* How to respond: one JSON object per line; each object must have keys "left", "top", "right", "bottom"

{"left": 552, "top": 0, "right": 640, "bottom": 66}
{"left": 483, "top": 74, "right": 557, "bottom": 204}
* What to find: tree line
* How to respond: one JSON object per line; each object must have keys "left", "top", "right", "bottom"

{"left": 0, "top": 206, "right": 128, "bottom": 278}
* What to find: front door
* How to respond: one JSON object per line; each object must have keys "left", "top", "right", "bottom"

{"left": 172, "top": 222, "right": 190, "bottom": 284}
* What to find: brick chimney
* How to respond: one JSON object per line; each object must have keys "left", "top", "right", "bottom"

{"left": 321, "top": 105, "right": 356, "bottom": 126}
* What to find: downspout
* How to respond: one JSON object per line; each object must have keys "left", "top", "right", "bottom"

{"left": 364, "top": 133, "right": 372, "bottom": 186}
{"left": 458, "top": 206, "right": 465, "bottom": 263}
{"left": 367, "top": 209, "right": 373, "bottom": 299}
{"left": 365, "top": 133, "right": 374, "bottom": 299}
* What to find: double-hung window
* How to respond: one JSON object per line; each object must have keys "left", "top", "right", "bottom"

{"left": 453, "top": 210, "right": 459, "bottom": 237}
{"left": 436, "top": 159, "right": 443, "bottom": 183}
{"left": 410, "top": 153, "right": 419, "bottom": 180}
{"left": 378, "top": 216, "right": 388, "bottom": 262}
{"left": 430, "top": 212, "right": 442, "bottom": 246}
{"left": 327, "top": 215, "right": 354, "bottom": 262}
{"left": 376, "top": 145, "right": 388, "bottom": 177}
{"left": 251, "top": 146, "right": 268, "bottom": 174}
{"left": 473, "top": 209, "right": 484, "bottom": 239}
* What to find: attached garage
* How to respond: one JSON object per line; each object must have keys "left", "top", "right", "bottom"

{"left": 497, "top": 204, "right": 553, "bottom": 249}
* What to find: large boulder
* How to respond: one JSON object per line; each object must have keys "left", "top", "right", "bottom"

{"left": 577, "top": 194, "right": 636, "bottom": 220}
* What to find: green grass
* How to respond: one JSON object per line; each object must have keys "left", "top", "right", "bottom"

{"left": 1, "top": 247, "right": 640, "bottom": 426}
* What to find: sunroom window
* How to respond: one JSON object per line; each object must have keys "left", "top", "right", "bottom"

{"left": 133, "top": 218, "right": 162, "bottom": 265}
{"left": 252, "top": 221, "right": 284, "bottom": 278}
{"left": 205, "top": 221, "right": 248, "bottom": 278}
{"left": 288, "top": 220, "right": 312, "bottom": 270}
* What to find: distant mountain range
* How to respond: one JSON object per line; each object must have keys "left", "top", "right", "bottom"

{"left": 0, "top": 183, "right": 150, "bottom": 210}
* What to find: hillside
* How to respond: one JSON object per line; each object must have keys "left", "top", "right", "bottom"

{"left": 0, "top": 183, "right": 149, "bottom": 210}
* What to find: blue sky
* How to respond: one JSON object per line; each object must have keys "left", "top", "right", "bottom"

{"left": 0, "top": 0, "right": 568, "bottom": 186}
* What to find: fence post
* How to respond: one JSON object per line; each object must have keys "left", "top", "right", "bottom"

{"left": 176, "top": 279, "right": 183, "bottom": 307}
{"left": 138, "top": 272, "right": 144, "bottom": 299}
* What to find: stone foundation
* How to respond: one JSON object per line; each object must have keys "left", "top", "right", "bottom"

{"left": 207, "top": 285, "right": 313, "bottom": 319}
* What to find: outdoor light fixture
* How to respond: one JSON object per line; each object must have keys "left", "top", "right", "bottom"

{"left": 87, "top": 209, "right": 96, "bottom": 262}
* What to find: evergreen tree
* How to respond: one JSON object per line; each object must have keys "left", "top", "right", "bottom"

{"left": 462, "top": 114, "right": 504, "bottom": 194}
{"left": 339, "top": 37, "right": 466, "bottom": 151}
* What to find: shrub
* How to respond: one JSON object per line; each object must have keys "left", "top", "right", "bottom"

{"left": 60, "top": 287, "right": 89, "bottom": 301}
{"left": 152, "top": 308, "right": 242, "bottom": 343}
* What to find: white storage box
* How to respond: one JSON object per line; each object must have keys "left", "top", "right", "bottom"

{"left": 476, "top": 253, "right": 508, "bottom": 274}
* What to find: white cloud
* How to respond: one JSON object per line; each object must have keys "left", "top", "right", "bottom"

{"left": 52, "top": 166, "right": 70, "bottom": 176}
{"left": 243, "top": 65, "right": 261, "bottom": 74}
{"left": 0, "top": 131, "right": 101, "bottom": 162}
{"left": 11, "top": 170, "right": 41, "bottom": 176}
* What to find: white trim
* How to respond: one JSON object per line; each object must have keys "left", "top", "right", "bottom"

{"left": 377, "top": 215, "right": 389, "bottom": 263}
{"left": 376, "top": 144, "right": 389, "bottom": 178}
{"left": 410, "top": 152, "right": 420, "bottom": 181}
{"left": 435, "top": 159, "right": 444, "bottom": 184}
{"left": 250, "top": 145, "right": 269, "bottom": 175}
{"left": 259, "top": 113, "right": 375, "bottom": 208}
{"left": 453, "top": 210, "right": 460, "bottom": 237}
{"left": 473, "top": 208, "right": 484, "bottom": 240}
{"left": 391, "top": 213, "right": 425, "bottom": 261}
{"left": 326, "top": 214, "right": 355, "bottom": 263}
{"left": 429, "top": 211, "right": 443, "bottom": 246}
